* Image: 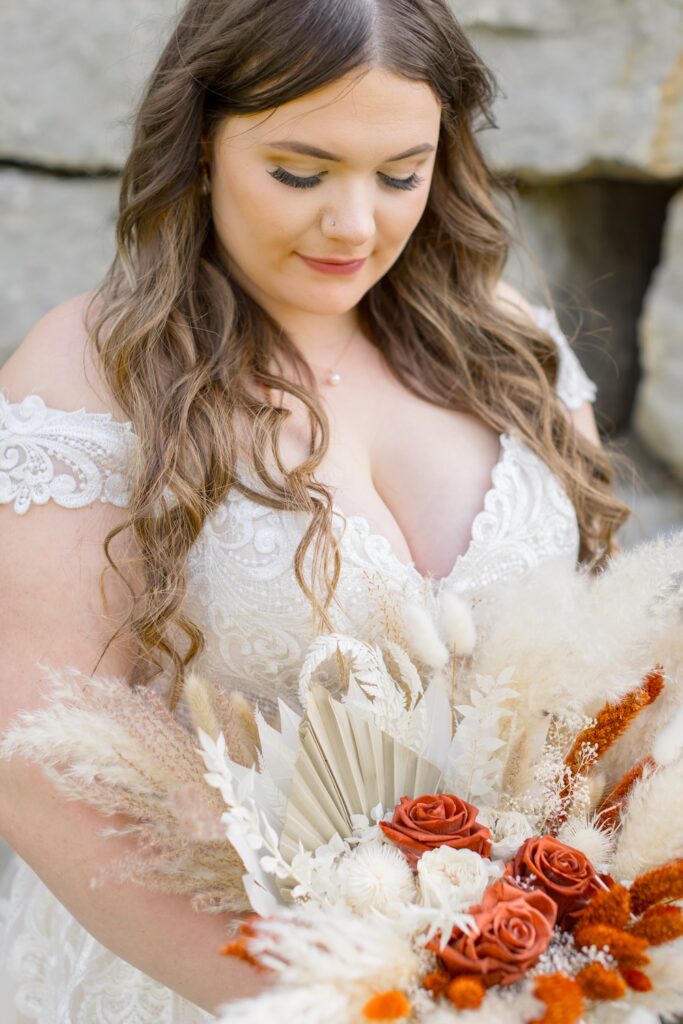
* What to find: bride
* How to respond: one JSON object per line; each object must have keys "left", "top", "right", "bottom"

{"left": 0, "top": 0, "right": 629, "bottom": 1019}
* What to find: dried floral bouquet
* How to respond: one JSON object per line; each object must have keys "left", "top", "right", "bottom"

{"left": 3, "top": 531, "right": 683, "bottom": 1024}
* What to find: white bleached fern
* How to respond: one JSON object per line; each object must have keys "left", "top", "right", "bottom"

{"left": 444, "top": 667, "right": 518, "bottom": 804}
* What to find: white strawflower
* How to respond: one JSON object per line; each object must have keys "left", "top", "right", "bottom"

{"left": 417, "top": 846, "right": 498, "bottom": 911}
{"left": 335, "top": 840, "right": 416, "bottom": 914}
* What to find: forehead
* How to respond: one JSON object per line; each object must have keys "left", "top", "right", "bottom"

{"left": 216, "top": 67, "right": 442, "bottom": 159}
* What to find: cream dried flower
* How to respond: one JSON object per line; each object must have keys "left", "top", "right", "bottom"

{"left": 417, "top": 845, "right": 499, "bottom": 912}
{"left": 335, "top": 839, "right": 416, "bottom": 914}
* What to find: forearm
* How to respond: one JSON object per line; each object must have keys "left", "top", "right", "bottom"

{"left": 1, "top": 760, "right": 269, "bottom": 1015}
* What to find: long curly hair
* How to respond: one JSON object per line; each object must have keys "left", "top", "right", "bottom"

{"left": 86, "top": 0, "right": 629, "bottom": 711}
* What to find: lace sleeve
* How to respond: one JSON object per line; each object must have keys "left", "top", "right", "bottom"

{"left": 529, "top": 303, "right": 598, "bottom": 411}
{"left": 0, "top": 390, "right": 138, "bottom": 515}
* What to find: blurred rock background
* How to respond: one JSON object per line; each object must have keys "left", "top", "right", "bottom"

{"left": 1, "top": 1, "right": 683, "bottom": 867}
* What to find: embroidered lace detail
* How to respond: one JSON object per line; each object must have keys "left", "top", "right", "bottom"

{"left": 530, "top": 303, "right": 598, "bottom": 410}
{"left": 0, "top": 857, "right": 214, "bottom": 1023}
{"left": 0, "top": 303, "right": 594, "bottom": 1020}
{"left": 0, "top": 389, "right": 136, "bottom": 514}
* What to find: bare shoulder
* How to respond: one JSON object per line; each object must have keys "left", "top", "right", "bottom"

{"left": 492, "top": 278, "right": 537, "bottom": 323}
{"left": 492, "top": 279, "right": 601, "bottom": 446}
{"left": 0, "top": 290, "right": 129, "bottom": 422}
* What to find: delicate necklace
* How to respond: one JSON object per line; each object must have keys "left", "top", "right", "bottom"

{"left": 312, "top": 324, "right": 359, "bottom": 387}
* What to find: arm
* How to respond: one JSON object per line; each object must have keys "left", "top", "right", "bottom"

{"left": 0, "top": 301, "right": 267, "bottom": 1015}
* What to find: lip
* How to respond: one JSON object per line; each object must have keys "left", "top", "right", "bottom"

{"left": 297, "top": 253, "right": 367, "bottom": 275}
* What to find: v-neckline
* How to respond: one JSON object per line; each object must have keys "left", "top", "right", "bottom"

{"left": 326, "top": 432, "right": 510, "bottom": 594}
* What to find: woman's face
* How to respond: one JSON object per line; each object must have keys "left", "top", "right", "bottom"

{"left": 208, "top": 67, "right": 442, "bottom": 328}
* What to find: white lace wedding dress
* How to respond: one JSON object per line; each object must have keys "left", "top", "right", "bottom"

{"left": 0, "top": 304, "right": 598, "bottom": 1023}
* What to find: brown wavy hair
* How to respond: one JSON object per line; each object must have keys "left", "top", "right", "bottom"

{"left": 86, "top": 0, "right": 629, "bottom": 711}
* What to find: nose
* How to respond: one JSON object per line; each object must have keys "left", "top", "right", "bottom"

{"left": 322, "top": 183, "right": 376, "bottom": 246}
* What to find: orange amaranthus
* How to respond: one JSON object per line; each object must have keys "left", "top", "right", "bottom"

{"left": 629, "top": 904, "right": 683, "bottom": 945}
{"left": 553, "top": 669, "right": 664, "bottom": 831}
{"left": 572, "top": 883, "right": 631, "bottom": 931}
{"left": 531, "top": 972, "right": 585, "bottom": 1024}
{"left": 620, "top": 968, "right": 653, "bottom": 992}
{"left": 565, "top": 669, "right": 664, "bottom": 776}
{"left": 575, "top": 962, "right": 626, "bottom": 1001}
{"left": 573, "top": 924, "right": 650, "bottom": 969}
{"left": 630, "top": 860, "right": 683, "bottom": 916}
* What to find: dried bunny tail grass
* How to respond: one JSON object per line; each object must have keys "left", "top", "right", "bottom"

{"left": 401, "top": 599, "right": 449, "bottom": 670}
{"left": 185, "top": 671, "right": 221, "bottom": 740}
{"left": 628, "top": 905, "right": 683, "bottom": 946}
{"left": 612, "top": 759, "right": 683, "bottom": 878}
{"left": 629, "top": 860, "right": 683, "bottom": 917}
{"left": 437, "top": 591, "right": 477, "bottom": 655}
{"left": 595, "top": 757, "right": 656, "bottom": 832}
{"left": 210, "top": 687, "right": 260, "bottom": 768}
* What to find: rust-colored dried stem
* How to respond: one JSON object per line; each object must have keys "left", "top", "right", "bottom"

{"left": 565, "top": 669, "right": 664, "bottom": 775}
{"left": 595, "top": 756, "right": 656, "bottom": 832}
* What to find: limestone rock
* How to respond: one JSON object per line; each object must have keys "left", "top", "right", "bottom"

{"left": 454, "top": 0, "right": 683, "bottom": 180}
{"left": 0, "top": 170, "right": 120, "bottom": 364}
{"left": 634, "top": 188, "right": 683, "bottom": 479}
{"left": 0, "top": 0, "right": 173, "bottom": 170}
{"left": 500, "top": 180, "right": 672, "bottom": 432}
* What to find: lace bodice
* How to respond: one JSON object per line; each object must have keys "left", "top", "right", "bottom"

{"left": 0, "top": 302, "right": 597, "bottom": 1023}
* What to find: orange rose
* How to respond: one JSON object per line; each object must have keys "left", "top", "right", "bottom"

{"left": 379, "top": 794, "right": 492, "bottom": 866}
{"left": 426, "top": 879, "right": 557, "bottom": 986}
{"left": 506, "top": 836, "right": 603, "bottom": 928}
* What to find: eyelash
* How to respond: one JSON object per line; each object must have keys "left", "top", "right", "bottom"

{"left": 268, "top": 166, "right": 424, "bottom": 192}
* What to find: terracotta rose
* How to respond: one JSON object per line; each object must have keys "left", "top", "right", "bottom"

{"left": 506, "top": 836, "right": 604, "bottom": 928}
{"left": 379, "top": 793, "right": 492, "bottom": 866}
{"left": 426, "top": 879, "right": 557, "bottom": 986}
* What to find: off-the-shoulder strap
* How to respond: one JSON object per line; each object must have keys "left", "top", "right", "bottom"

{"left": 529, "top": 303, "right": 598, "bottom": 411}
{"left": 0, "top": 389, "right": 138, "bottom": 515}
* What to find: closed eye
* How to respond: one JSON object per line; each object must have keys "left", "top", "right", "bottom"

{"left": 268, "top": 167, "right": 424, "bottom": 192}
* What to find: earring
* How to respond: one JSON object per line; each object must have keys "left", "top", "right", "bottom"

{"left": 199, "top": 162, "right": 211, "bottom": 196}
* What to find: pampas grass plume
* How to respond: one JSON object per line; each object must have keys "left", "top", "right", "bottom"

{"left": 613, "top": 758, "right": 683, "bottom": 878}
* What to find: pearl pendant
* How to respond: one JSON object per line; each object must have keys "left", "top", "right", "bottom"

{"left": 326, "top": 371, "right": 342, "bottom": 386}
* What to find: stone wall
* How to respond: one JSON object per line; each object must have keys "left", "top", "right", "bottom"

{"left": 1, "top": 0, "right": 682, "bottom": 541}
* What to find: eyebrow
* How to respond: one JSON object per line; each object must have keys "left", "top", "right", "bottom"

{"left": 265, "top": 140, "right": 436, "bottom": 162}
